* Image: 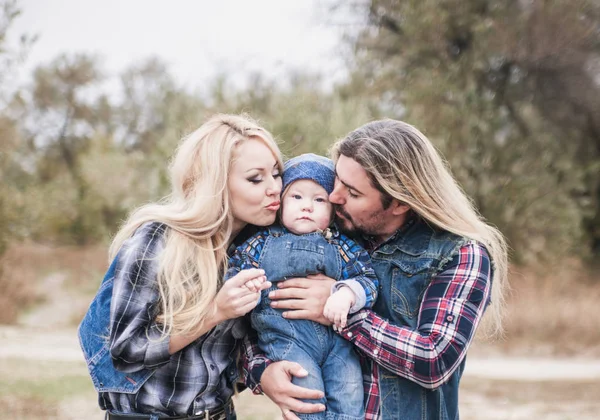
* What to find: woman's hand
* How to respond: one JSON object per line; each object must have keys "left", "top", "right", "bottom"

{"left": 169, "top": 269, "right": 269, "bottom": 354}
{"left": 261, "top": 361, "right": 325, "bottom": 420}
{"left": 213, "top": 268, "right": 270, "bottom": 323}
{"left": 269, "top": 274, "right": 334, "bottom": 325}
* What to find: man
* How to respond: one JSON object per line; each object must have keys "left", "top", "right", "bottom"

{"left": 242, "top": 119, "right": 508, "bottom": 419}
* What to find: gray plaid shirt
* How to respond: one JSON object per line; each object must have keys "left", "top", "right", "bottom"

{"left": 99, "top": 222, "right": 246, "bottom": 416}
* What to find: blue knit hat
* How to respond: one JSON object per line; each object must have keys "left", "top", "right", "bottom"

{"left": 282, "top": 153, "right": 335, "bottom": 195}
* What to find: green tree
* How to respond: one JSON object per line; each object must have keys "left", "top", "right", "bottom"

{"left": 341, "top": 0, "right": 600, "bottom": 263}
{"left": 0, "top": 0, "right": 35, "bottom": 253}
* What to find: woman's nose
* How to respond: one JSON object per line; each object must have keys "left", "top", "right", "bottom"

{"left": 266, "top": 177, "right": 282, "bottom": 197}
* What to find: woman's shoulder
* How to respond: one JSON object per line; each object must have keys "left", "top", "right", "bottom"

{"left": 120, "top": 222, "right": 168, "bottom": 257}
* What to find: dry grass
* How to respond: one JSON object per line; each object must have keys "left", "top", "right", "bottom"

{"left": 495, "top": 261, "right": 600, "bottom": 357}
{"left": 1, "top": 242, "right": 599, "bottom": 355}
{"left": 0, "top": 243, "right": 108, "bottom": 324}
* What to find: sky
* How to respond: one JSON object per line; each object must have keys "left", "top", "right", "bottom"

{"left": 10, "top": 0, "right": 350, "bottom": 92}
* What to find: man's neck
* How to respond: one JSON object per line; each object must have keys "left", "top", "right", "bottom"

{"left": 371, "top": 211, "right": 415, "bottom": 247}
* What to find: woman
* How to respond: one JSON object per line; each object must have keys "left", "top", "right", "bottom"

{"left": 78, "top": 114, "right": 283, "bottom": 419}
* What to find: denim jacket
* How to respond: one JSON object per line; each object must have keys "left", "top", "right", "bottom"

{"left": 77, "top": 254, "right": 155, "bottom": 394}
{"left": 370, "top": 218, "right": 468, "bottom": 419}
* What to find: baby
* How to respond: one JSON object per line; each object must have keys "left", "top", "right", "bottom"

{"left": 227, "top": 153, "right": 378, "bottom": 420}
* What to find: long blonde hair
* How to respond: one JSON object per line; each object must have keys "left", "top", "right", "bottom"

{"left": 330, "top": 119, "right": 508, "bottom": 337}
{"left": 109, "top": 114, "right": 283, "bottom": 337}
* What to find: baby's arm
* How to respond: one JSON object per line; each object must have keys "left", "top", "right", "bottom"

{"left": 323, "top": 286, "right": 356, "bottom": 329}
{"left": 226, "top": 232, "right": 267, "bottom": 293}
{"left": 322, "top": 233, "right": 379, "bottom": 329}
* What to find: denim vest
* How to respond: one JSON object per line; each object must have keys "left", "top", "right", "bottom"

{"left": 370, "top": 218, "right": 467, "bottom": 420}
{"left": 78, "top": 254, "right": 155, "bottom": 393}
{"left": 258, "top": 226, "right": 342, "bottom": 283}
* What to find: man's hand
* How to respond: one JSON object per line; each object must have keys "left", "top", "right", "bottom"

{"left": 261, "top": 361, "right": 325, "bottom": 420}
{"left": 268, "top": 274, "right": 335, "bottom": 325}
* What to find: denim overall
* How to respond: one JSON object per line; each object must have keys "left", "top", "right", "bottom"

{"left": 254, "top": 226, "right": 364, "bottom": 420}
{"left": 369, "top": 219, "right": 467, "bottom": 420}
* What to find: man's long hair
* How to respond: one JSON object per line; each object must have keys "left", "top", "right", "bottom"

{"left": 331, "top": 119, "right": 508, "bottom": 337}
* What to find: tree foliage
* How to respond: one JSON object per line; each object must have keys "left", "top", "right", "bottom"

{"left": 342, "top": 0, "right": 600, "bottom": 262}
{"left": 2, "top": 0, "right": 599, "bottom": 269}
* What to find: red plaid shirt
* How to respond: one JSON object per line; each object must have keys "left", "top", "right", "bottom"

{"left": 241, "top": 241, "right": 491, "bottom": 419}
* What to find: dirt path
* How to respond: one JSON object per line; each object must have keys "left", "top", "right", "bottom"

{"left": 4, "top": 270, "right": 599, "bottom": 419}
{"left": 3, "top": 325, "right": 600, "bottom": 382}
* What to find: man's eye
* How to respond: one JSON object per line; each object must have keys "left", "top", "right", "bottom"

{"left": 348, "top": 190, "right": 358, "bottom": 198}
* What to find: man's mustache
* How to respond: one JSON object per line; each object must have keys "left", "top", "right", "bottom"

{"left": 333, "top": 204, "right": 352, "bottom": 222}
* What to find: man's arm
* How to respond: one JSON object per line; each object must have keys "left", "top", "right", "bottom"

{"left": 342, "top": 242, "right": 491, "bottom": 389}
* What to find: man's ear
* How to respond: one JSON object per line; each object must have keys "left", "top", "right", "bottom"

{"left": 391, "top": 200, "right": 411, "bottom": 216}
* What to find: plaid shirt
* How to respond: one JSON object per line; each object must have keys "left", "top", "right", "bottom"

{"left": 99, "top": 222, "right": 244, "bottom": 416}
{"left": 228, "top": 226, "right": 378, "bottom": 311}
{"left": 241, "top": 241, "right": 491, "bottom": 420}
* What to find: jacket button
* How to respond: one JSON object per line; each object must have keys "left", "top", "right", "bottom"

{"left": 446, "top": 315, "right": 454, "bottom": 322}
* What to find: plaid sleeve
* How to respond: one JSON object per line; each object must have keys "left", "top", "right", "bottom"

{"left": 109, "top": 223, "right": 172, "bottom": 372}
{"left": 343, "top": 242, "right": 491, "bottom": 389}
{"left": 239, "top": 324, "right": 272, "bottom": 394}
{"left": 335, "top": 234, "right": 379, "bottom": 310}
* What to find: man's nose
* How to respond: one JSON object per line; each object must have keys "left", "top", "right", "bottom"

{"left": 329, "top": 181, "right": 344, "bottom": 204}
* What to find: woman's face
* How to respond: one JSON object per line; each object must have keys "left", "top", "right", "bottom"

{"left": 228, "top": 138, "right": 282, "bottom": 234}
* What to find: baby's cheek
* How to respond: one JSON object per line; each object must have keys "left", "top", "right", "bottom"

{"left": 317, "top": 214, "right": 332, "bottom": 230}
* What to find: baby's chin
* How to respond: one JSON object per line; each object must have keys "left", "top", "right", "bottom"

{"left": 286, "top": 220, "right": 331, "bottom": 235}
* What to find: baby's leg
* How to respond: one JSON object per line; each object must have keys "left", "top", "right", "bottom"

{"left": 321, "top": 336, "right": 364, "bottom": 420}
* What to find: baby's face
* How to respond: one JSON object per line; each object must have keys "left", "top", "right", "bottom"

{"left": 281, "top": 179, "right": 333, "bottom": 235}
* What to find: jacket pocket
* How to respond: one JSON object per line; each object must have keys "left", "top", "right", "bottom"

{"left": 390, "top": 258, "right": 433, "bottom": 321}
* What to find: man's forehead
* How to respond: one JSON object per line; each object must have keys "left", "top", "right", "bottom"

{"left": 335, "top": 155, "right": 374, "bottom": 194}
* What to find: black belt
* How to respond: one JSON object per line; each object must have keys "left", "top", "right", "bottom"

{"left": 106, "top": 400, "right": 233, "bottom": 420}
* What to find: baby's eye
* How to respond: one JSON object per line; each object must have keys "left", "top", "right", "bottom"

{"left": 292, "top": 194, "right": 302, "bottom": 200}
{"left": 315, "top": 197, "right": 327, "bottom": 203}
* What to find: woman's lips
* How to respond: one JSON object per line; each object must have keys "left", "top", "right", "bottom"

{"left": 265, "top": 201, "right": 280, "bottom": 211}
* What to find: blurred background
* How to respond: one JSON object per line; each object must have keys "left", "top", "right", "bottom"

{"left": 1, "top": 0, "right": 599, "bottom": 418}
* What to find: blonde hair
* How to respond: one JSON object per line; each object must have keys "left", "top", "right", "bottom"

{"left": 109, "top": 114, "right": 283, "bottom": 338}
{"left": 330, "top": 119, "right": 508, "bottom": 337}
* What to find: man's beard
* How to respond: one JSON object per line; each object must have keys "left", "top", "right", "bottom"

{"left": 333, "top": 204, "right": 366, "bottom": 237}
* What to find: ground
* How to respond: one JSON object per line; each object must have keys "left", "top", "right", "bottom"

{"left": 1, "top": 260, "right": 600, "bottom": 419}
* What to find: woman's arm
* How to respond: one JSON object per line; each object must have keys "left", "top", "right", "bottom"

{"left": 168, "top": 268, "right": 269, "bottom": 354}
{"left": 109, "top": 224, "right": 268, "bottom": 369}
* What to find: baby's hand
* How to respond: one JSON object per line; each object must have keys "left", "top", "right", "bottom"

{"left": 243, "top": 272, "right": 266, "bottom": 293}
{"left": 323, "top": 286, "right": 356, "bottom": 330}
